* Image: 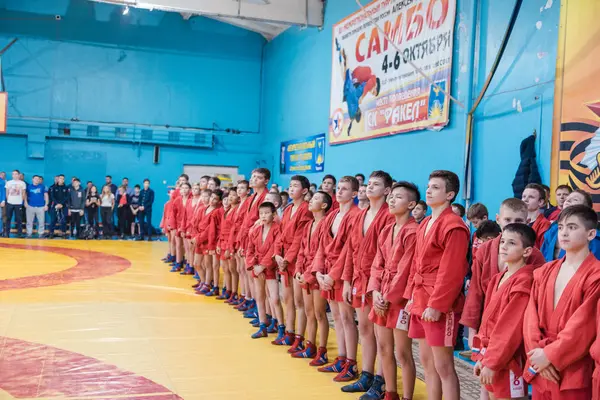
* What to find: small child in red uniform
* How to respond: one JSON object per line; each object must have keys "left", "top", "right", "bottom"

{"left": 473, "top": 223, "right": 537, "bottom": 400}
{"left": 246, "top": 202, "right": 282, "bottom": 338}
{"left": 292, "top": 191, "right": 333, "bottom": 363}
{"left": 200, "top": 190, "right": 224, "bottom": 297}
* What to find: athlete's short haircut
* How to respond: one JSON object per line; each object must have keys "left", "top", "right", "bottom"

{"left": 416, "top": 200, "right": 427, "bottom": 212}
{"left": 475, "top": 221, "right": 502, "bottom": 241}
{"left": 316, "top": 191, "right": 333, "bottom": 213}
{"left": 569, "top": 189, "right": 594, "bottom": 208}
{"left": 467, "top": 203, "right": 489, "bottom": 220}
{"left": 500, "top": 198, "right": 527, "bottom": 213}
{"left": 323, "top": 174, "right": 337, "bottom": 185}
{"left": 452, "top": 203, "right": 466, "bottom": 217}
{"left": 291, "top": 175, "right": 310, "bottom": 190}
{"left": 339, "top": 176, "right": 359, "bottom": 192}
{"left": 253, "top": 168, "right": 271, "bottom": 181}
{"left": 259, "top": 202, "right": 277, "bottom": 214}
{"left": 558, "top": 204, "right": 598, "bottom": 230}
{"left": 369, "top": 170, "right": 393, "bottom": 188}
{"left": 391, "top": 181, "right": 420, "bottom": 203}
{"left": 209, "top": 177, "right": 221, "bottom": 187}
{"left": 525, "top": 183, "right": 546, "bottom": 201}
{"left": 429, "top": 170, "right": 460, "bottom": 202}
{"left": 212, "top": 189, "right": 224, "bottom": 201}
{"left": 503, "top": 223, "right": 537, "bottom": 248}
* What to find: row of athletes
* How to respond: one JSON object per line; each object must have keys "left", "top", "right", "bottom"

{"left": 159, "top": 168, "right": 600, "bottom": 400}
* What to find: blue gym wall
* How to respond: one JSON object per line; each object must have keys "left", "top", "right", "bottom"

{"left": 0, "top": 0, "right": 267, "bottom": 226}
{"left": 0, "top": 0, "right": 562, "bottom": 223}
{"left": 261, "top": 0, "right": 560, "bottom": 215}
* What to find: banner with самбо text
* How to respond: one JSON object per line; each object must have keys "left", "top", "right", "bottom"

{"left": 329, "top": 0, "right": 456, "bottom": 145}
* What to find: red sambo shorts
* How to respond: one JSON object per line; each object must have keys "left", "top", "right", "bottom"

{"left": 408, "top": 311, "right": 460, "bottom": 347}
{"left": 369, "top": 305, "right": 410, "bottom": 331}
{"left": 351, "top": 290, "right": 372, "bottom": 309}
{"left": 478, "top": 349, "right": 527, "bottom": 398}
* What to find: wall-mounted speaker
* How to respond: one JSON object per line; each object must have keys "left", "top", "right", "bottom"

{"left": 153, "top": 145, "right": 160, "bottom": 164}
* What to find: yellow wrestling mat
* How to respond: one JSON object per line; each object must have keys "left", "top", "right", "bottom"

{"left": 0, "top": 239, "right": 427, "bottom": 400}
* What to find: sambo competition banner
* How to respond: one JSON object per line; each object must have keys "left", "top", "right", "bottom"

{"left": 551, "top": 0, "right": 600, "bottom": 211}
{"left": 329, "top": 0, "right": 456, "bottom": 145}
{"left": 280, "top": 134, "right": 326, "bottom": 174}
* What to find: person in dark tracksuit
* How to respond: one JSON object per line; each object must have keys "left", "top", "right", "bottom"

{"left": 48, "top": 175, "right": 70, "bottom": 238}
{"left": 139, "top": 179, "right": 155, "bottom": 241}
{"left": 68, "top": 178, "right": 86, "bottom": 238}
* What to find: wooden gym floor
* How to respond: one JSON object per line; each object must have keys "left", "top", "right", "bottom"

{"left": 0, "top": 238, "right": 429, "bottom": 400}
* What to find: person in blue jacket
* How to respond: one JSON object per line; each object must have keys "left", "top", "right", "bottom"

{"left": 541, "top": 189, "right": 600, "bottom": 261}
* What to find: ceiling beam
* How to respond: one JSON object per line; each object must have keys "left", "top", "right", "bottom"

{"left": 210, "top": 16, "right": 288, "bottom": 40}
{"left": 89, "top": 0, "right": 324, "bottom": 27}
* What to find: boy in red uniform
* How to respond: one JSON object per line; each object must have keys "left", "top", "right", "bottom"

{"left": 338, "top": 171, "right": 394, "bottom": 395}
{"left": 523, "top": 205, "right": 600, "bottom": 399}
{"left": 292, "top": 191, "right": 333, "bottom": 363}
{"left": 236, "top": 169, "right": 270, "bottom": 312}
{"left": 368, "top": 181, "right": 420, "bottom": 400}
{"left": 201, "top": 190, "right": 224, "bottom": 297}
{"left": 191, "top": 189, "right": 211, "bottom": 288}
{"left": 160, "top": 189, "right": 178, "bottom": 263}
{"left": 313, "top": 176, "right": 360, "bottom": 380}
{"left": 521, "top": 183, "right": 551, "bottom": 249}
{"left": 406, "top": 170, "right": 470, "bottom": 400}
{"left": 181, "top": 183, "right": 202, "bottom": 275}
{"left": 246, "top": 202, "right": 282, "bottom": 339}
{"left": 170, "top": 183, "right": 191, "bottom": 272}
{"left": 357, "top": 184, "right": 369, "bottom": 210}
{"left": 461, "top": 199, "right": 546, "bottom": 360}
{"left": 228, "top": 180, "right": 250, "bottom": 305}
{"left": 193, "top": 189, "right": 219, "bottom": 294}
{"left": 472, "top": 223, "right": 537, "bottom": 400}
{"left": 217, "top": 187, "right": 239, "bottom": 300}
{"left": 467, "top": 203, "right": 489, "bottom": 258}
{"left": 273, "top": 175, "right": 312, "bottom": 348}
{"left": 321, "top": 174, "right": 338, "bottom": 211}
{"left": 592, "top": 297, "right": 600, "bottom": 400}
{"left": 412, "top": 200, "right": 427, "bottom": 224}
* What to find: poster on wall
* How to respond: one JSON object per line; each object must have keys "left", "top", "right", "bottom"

{"left": 551, "top": 1, "right": 600, "bottom": 211}
{"left": 280, "top": 134, "right": 326, "bottom": 174}
{"left": 329, "top": 0, "right": 456, "bottom": 145}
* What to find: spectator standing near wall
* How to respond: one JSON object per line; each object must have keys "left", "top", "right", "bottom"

{"left": 103, "top": 176, "right": 118, "bottom": 195}
{"left": 25, "top": 175, "right": 49, "bottom": 238}
{"left": 49, "top": 175, "right": 69, "bottom": 238}
{"left": 86, "top": 185, "right": 100, "bottom": 229}
{"left": 100, "top": 185, "right": 115, "bottom": 238}
{"left": 4, "top": 170, "right": 27, "bottom": 238}
{"left": 122, "top": 177, "right": 134, "bottom": 196}
{"left": 68, "top": 178, "right": 86, "bottom": 238}
{"left": 139, "top": 179, "right": 155, "bottom": 241}
{"left": 116, "top": 186, "right": 129, "bottom": 239}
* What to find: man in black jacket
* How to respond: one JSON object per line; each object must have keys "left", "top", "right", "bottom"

{"left": 48, "top": 175, "right": 69, "bottom": 238}
{"left": 68, "top": 178, "right": 86, "bottom": 238}
{"left": 139, "top": 179, "right": 155, "bottom": 240}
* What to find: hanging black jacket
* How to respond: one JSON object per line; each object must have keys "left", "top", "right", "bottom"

{"left": 512, "top": 134, "right": 542, "bottom": 198}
